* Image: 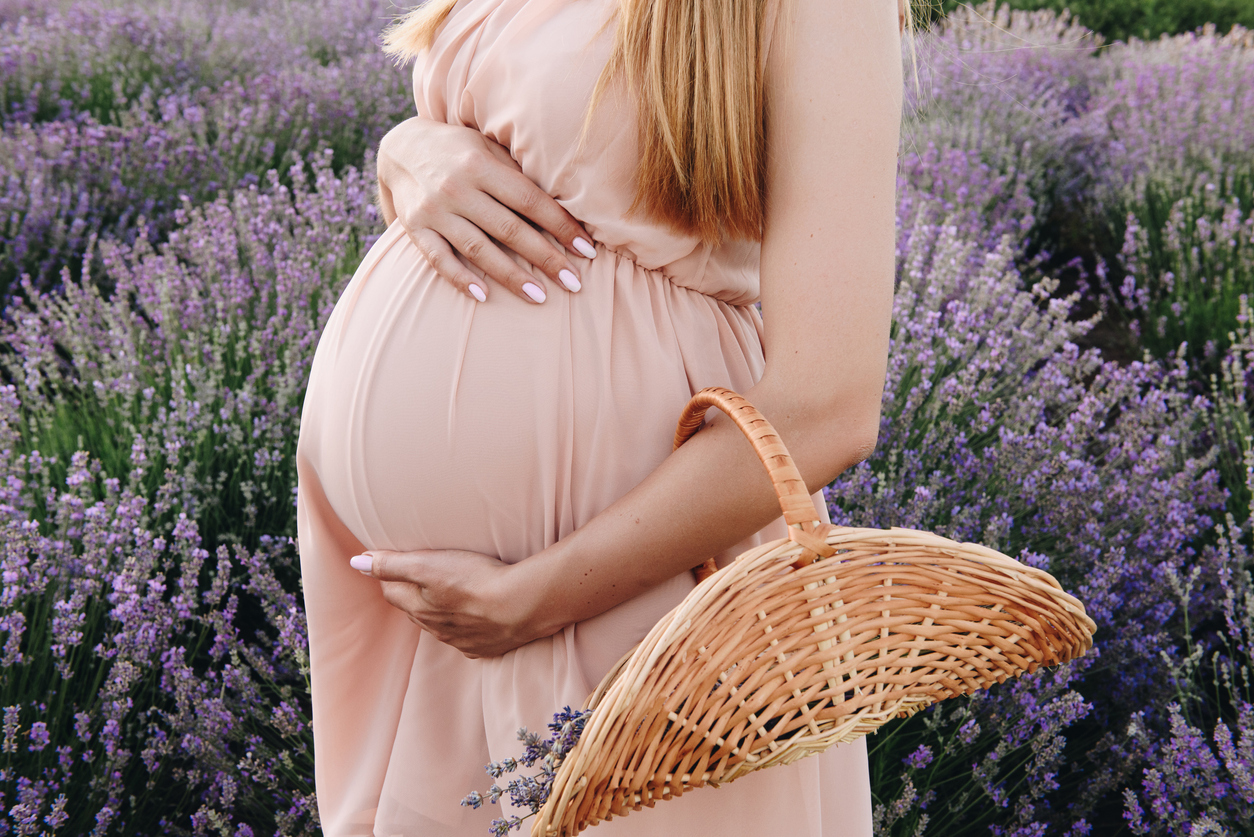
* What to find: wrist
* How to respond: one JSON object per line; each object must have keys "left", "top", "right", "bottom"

{"left": 378, "top": 117, "right": 423, "bottom": 175}
{"left": 505, "top": 546, "right": 573, "bottom": 642}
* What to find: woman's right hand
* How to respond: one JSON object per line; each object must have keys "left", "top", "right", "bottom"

{"left": 376, "top": 116, "right": 599, "bottom": 304}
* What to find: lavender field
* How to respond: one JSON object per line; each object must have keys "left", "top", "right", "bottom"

{"left": 0, "top": 1, "right": 1251, "bottom": 834}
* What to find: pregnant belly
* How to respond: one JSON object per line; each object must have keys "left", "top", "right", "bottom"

{"left": 299, "top": 221, "right": 731, "bottom": 563}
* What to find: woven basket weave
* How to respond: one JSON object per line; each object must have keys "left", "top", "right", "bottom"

{"left": 531, "top": 387, "right": 1096, "bottom": 837}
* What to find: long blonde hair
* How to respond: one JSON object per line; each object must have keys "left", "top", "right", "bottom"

{"left": 384, "top": 0, "right": 916, "bottom": 244}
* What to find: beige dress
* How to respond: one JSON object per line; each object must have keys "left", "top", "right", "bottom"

{"left": 296, "top": 0, "right": 872, "bottom": 834}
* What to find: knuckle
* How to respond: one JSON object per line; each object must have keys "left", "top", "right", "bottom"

{"left": 454, "top": 149, "right": 483, "bottom": 173}
{"left": 516, "top": 187, "right": 543, "bottom": 215}
{"left": 538, "top": 251, "right": 565, "bottom": 275}
{"left": 460, "top": 237, "right": 487, "bottom": 262}
{"left": 401, "top": 208, "right": 430, "bottom": 233}
{"left": 434, "top": 175, "right": 461, "bottom": 199}
{"left": 408, "top": 198, "right": 437, "bottom": 222}
{"left": 496, "top": 216, "right": 525, "bottom": 243}
{"left": 411, "top": 233, "right": 434, "bottom": 257}
{"left": 425, "top": 249, "right": 451, "bottom": 274}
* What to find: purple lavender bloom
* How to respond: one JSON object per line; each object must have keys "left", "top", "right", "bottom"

{"left": 0, "top": 0, "right": 411, "bottom": 293}
{"left": 0, "top": 1, "right": 1252, "bottom": 835}
{"left": 905, "top": 745, "right": 934, "bottom": 771}
{"left": 25, "top": 721, "right": 48, "bottom": 752}
{"left": 462, "top": 707, "right": 591, "bottom": 835}
{"left": 0, "top": 149, "right": 369, "bottom": 834}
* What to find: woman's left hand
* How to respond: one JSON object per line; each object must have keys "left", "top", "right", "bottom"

{"left": 350, "top": 549, "right": 551, "bottom": 658}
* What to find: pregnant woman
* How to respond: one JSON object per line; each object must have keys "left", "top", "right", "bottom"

{"left": 296, "top": 0, "right": 904, "bottom": 834}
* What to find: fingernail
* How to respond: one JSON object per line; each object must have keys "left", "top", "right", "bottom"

{"left": 349, "top": 554, "right": 372, "bottom": 574}
{"left": 557, "top": 269, "right": 581, "bottom": 292}
{"left": 573, "top": 237, "right": 597, "bottom": 259}
{"left": 468, "top": 283, "right": 486, "bottom": 302}
{"left": 522, "top": 282, "right": 546, "bottom": 303}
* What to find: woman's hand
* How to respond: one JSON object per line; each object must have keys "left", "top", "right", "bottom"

{"left": 349, "top": 548, "right": 556, "bottom": 658}
{"left": 377, "top": 116, "right": 599, "bottom": 304}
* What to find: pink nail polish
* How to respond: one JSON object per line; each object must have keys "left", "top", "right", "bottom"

{"left": 349, "top": 554, "right": 373, "bottom": 573}
{"left": 558, "top": 270, "right": 581, "bottom": 292}
{"left": 468, "top": 283, "right": 486, "bottom": 302}
{"left": 573, "top": 237, "right": 597, "bottom": 259}
{"left": 522, "top": 282, "right": 546, "bottom": 303}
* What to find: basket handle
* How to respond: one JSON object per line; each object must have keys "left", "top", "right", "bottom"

{"left": 674, "top": 387, "right": 834, "bottom": 582}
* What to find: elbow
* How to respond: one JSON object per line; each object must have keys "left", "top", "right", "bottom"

{"left": 831, "top": 412, "right": 880, "bottom": 476}
{"left": 773, "top": 404, "right": 881, "bottom": 494}
{"left": 800, "top": 393, "right": 882, "bottom": 490}
{"left": 752, "top": 372, "right": 885, "bottom": 490}
{"left": 845, "top": 418, "right": 880, "bottom": 469}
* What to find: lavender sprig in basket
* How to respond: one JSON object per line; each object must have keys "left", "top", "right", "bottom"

{"left": 462, "top": 707, "right": 592, "bottom": 837}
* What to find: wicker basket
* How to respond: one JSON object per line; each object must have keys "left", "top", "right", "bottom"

{"left": 532, "top": 387, "right": 1096, "bottom": 837}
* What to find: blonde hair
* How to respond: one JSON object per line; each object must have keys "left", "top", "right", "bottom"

{"left": 384, "top": 0, "right": 918, "bottom": 244}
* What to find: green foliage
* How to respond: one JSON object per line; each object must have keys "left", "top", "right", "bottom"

{"left": 1213, "top": 296, "right": 1254, "bottom": 523}
{"left": 0, "top": 0, "right": 412, "bottom": 295}
{"left": 870, "top": 687, "right": 1094, "bottom": 837}
{"left": 918, "top": 0, "right": 1254, "bottom": 41}
{"left": 3, "top": 154, "right": 375, "bottom": 549}
{"left": 1119, "top": 173, "right": 1254, "bottom": 374}
{"left": 0, "top": 464, "right": 318, "bottom": 835}
{"left": 0, "top": 151, "right": 372, "bottom": 835}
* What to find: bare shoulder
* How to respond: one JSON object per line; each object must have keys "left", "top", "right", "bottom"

{"left": 763, "top": 0, "right": 903, "bottom": 186}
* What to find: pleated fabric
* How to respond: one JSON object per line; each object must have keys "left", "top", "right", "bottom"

{"left": 297, "top": 1, "right": 872, "bottom": 834}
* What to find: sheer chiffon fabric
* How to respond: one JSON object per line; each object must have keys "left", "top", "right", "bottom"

{"left": 296, "top": 1, "right": 872, "bottom": 834}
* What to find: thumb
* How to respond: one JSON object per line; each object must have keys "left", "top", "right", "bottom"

{"left": 350, "top": 550, "right": 436, "bottom": 584}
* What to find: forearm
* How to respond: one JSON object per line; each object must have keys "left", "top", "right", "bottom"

{"left": 515, "top": 377, "right": 878, "bottom": 638}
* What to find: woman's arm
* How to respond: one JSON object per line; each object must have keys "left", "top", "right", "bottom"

{"left": 363, "top": 0, "right": 903, "bottom": 657}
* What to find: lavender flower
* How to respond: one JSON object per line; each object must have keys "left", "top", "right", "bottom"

{"left": 0, "top": 0, "right": 411, "bottom": 292}
{"left": 461, "top": 707, "right": 591, "bottom": 836}
{"left": 0, "top": 146, "right": 370, "bottom": 834}
{"left": 905, "top": 745, "right": 934, "bottom": 771}
{"left": 1, "top": 1, "right": 1252, "bottom": 834}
